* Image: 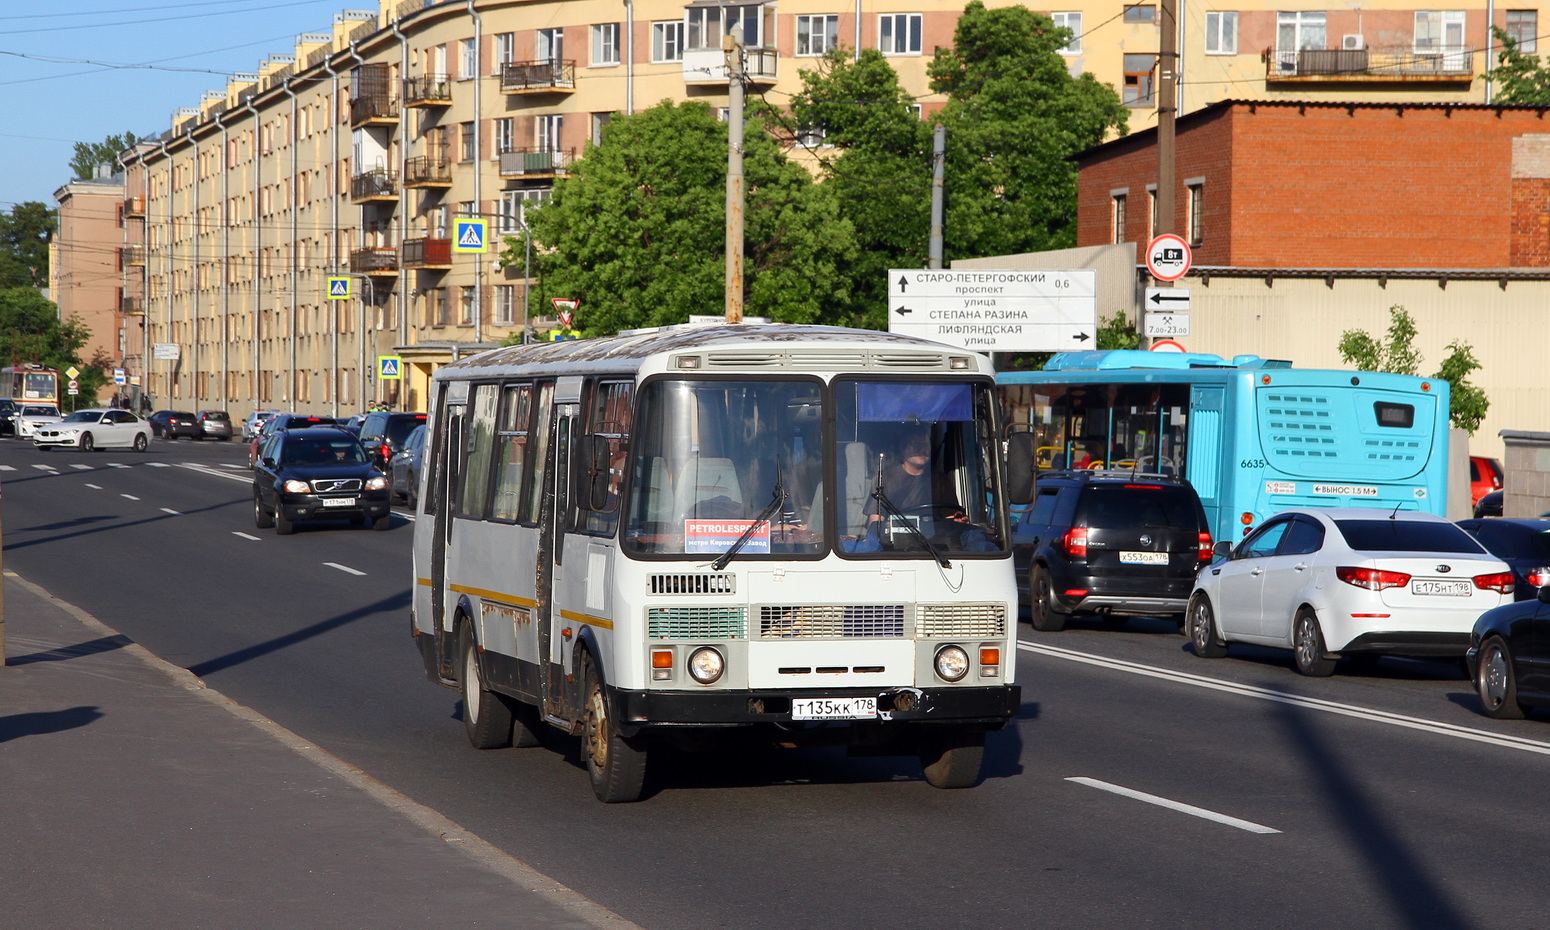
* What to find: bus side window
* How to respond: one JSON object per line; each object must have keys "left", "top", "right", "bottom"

{"left": 578, "top": 381, "right": 633, "bottom": 536}
{"left": 458, "top": 383, "right": 500, "bottom": 519}
{"left": 520, "top": 382, "right": 556, "bottom": 525}
{"left": 491, "top": 383, "right": 533, "bottom": 522}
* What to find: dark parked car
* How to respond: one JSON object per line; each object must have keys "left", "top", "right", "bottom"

{"left": 359, "top": 411, "right": 427, "bottom": 470}
{"left": 1475, "top": 490, "right": 1503, "bottom": 519}
{"left": 1012, "top": 469, "right": 1213, "bottom": 631}
{"left": 148, "top": 410, "right": 201, "bottom": 440}
{"left": 1457, "top": 517, "right": 1550, "bottom": 600}
{"left": 389, "top": 423, "right": 426, "bottom": 505}
{"left": 247, "top": 413, "right": 343, "bottom": 467}
{"left": 252, "top": 427, "right": 392, "bottom": 534}
{"left": 197, "top": 409, "right": 233, "bottom": 440}
{"left": 1468, "top": 586, "right": 1550, "bottom": 718}
{"left": 0, "top": 398, "right": 19, "bottom": 436}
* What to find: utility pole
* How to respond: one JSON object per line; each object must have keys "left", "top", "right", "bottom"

{"left": 724, "top": 27, "right": 745, "bottom": 324}
{"left": 928, "top": 125, "right": 945, "bottom": 270}
{"left": 1156, "top": 0, "right": 1178, "bottom": 239}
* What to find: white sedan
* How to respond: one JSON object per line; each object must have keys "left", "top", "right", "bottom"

{"left": 1188, "top": 508, "right": 1513, "bottom": 676}
{"left": 14, "top": 403, "right": 61, "bottom": 440}
{"left": 34, "top": 408, "right": 152, "bottom": 452}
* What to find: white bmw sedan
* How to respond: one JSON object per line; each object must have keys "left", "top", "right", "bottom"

{"left": 1188, "top": 508, "right": 1513, "bottom": 676}
{"left": 34, "top": 408, "right": 152, "bottom": 452}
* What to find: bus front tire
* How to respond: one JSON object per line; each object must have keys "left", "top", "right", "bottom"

{"left": 582, "top": 652, "right": 648, "bottom": 803}
{"left": 461, "top": 622, "right": 515, "bottom": 749}
{"left": 918, "top": 726, "right": 986, "bottom": 789}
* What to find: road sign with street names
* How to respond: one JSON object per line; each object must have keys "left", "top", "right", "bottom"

{"left": 453, "top": 218, "right": 488, "bottom": 253}
{"left": 886, "top": 268, "right": 1097, "bottom": 353}
{"left": 327, "top": 276, "right": 352, "bottom": 299}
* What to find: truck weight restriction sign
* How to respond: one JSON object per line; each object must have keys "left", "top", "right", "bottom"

{"left": 1146, "top": 234, "right": 1192, "bottom": 282}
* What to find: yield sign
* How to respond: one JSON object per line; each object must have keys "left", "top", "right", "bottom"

{"left": 552, "top": 297, "right": 579, "bottom": 329}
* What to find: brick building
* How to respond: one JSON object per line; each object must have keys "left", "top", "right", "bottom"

{"left": 1077, "top": 99, "right": 1550, "bottom": 269}
{"left": 50, "top": 175, "right": 131, "bottom": 404}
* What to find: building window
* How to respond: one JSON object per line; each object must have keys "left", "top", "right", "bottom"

{"left": 652, "top": 20, "right": 684, "bottom": 61}
{"left": 1123, "top": 54, "right": 1155, "bottom": 106}
{"left": 537, "top": 115, "right": 563, "bottom": 153}
{"left": 500, "top": 188, "right": 552, "bottom": 234}
{"left": 494, "top": 117, "right": 513, "bottom": 155}
{"left": 1415, "top": 10, "right": 1466, "bottom": 53}
{"left": 460, "top": 286, "right": 476, "bottom": 325}
{"left": 1147, "top": 189, "right": 1157, "bottom": 241}
{"left": 1123, "top": 5, "right": 1156, "bottom": 23}
{"left": 494, "top": 32, "right": 515, "bottom": 71}
{"left": 796, "top": 14, "right": 840, "bottom": 55}
{"left": 537, "top": 28, "right": 564, "bottom": 63}
{"left": 686, "top": 7, "right": 723, "bottom": 50}
{"left": 687, "top": 5, "right": 764, "bottom": 51}
{"left": 591, "top": 112, "right": 611, "bottom": 146}
{"left": 1112, "top": 194, "right": 1127, "bottom": 244}
{"left": 1507, "top": 10, "right": 1538, "bottom": 52}
{"left": 1276, "top": 11, "right": 1326, "bottom": 70}
{"left": 1187, "top": 184, "right": 1204, "bottom": 247}
{"left": 459, "top": 38, "right": 476, "bottom": 80}
{"left": 879, "top": 13, "right": 923, "bottom": 54}
{"left": 459, "top": 122, "right": 475, "bottom": 162}
{"left": 1205, "top": 11, "right": 1237, "bottom": 54}
{"left": 724, "top": 5, "right": 764, "bottom": 47}
{"left": 1051, "top": 12, "right": 1082, "bottom": 54}
{"left": 592, "top": 23, "right": 620, "bottom": 66}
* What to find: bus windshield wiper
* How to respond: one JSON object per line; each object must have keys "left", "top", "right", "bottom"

{"left": 871, "top": 459, "right": 950, "bottom": 568}
{"left": 712, "top": 457, "right": 787, "bottom": 571}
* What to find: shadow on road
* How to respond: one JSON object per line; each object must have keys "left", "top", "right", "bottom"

{"left": 8, "top": 635, "right": 132, "bottom": 666}
{"left": 5, "top": 498, "right": 244, "bottom": 552}
{"left": 188, "top": 589, "right": 411, "bottom": 678}
{"left": 0, "top": 705, "right": 104, "bottom": 743}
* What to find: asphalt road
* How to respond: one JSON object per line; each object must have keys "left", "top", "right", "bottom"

{"left": 4, "top": 434, "right": 1548, "bottom": 930}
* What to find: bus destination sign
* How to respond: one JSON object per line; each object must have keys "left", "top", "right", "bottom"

{"left": 886, "top": 269, "right": 1097, "bottom": 353}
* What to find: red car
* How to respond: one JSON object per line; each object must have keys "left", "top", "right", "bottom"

{"left": 1471, "top": 456, "right": 1504, "bottom": 506}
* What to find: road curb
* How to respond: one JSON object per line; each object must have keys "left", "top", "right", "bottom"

{"left": 4, "top": 569, "right": 646, "bottom": 930}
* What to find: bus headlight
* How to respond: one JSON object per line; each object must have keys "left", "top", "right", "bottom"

{"left": 934, "top": 645, "right": 970, "bottom": 682}
{"left": 687, "top": 647, "right": 725, "bottom": 684}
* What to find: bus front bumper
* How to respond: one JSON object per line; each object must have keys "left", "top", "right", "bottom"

{"left": 615, "top": 684, "right": 1021, "bottom": 731}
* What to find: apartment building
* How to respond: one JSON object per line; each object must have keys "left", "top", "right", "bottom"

{"left": 107, "top": 0, "right": 1547, "bottom": 418}
{"left": 50, "top": 174, "right": 132, "bottom": 405}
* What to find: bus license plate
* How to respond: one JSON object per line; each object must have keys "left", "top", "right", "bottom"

{"left": 1413, "top": 580, "right": 1471, "bottom": 597}
{"left": 791, "top": 697, "right": 877, "bottom": 721}
{"left": 1119, "top": 551, "right": 1169, "bottom": 565}
{"left": 321, "top": 497, "right": 357, "bottom": 508}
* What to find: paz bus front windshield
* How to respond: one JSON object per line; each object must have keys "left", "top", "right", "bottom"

{"left": 622, "top": 378, "right": 1006, "bottom": 559}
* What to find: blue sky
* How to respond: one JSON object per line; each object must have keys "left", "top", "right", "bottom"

{"left": 0, "top": 0, "right": 349, "bottom": 211}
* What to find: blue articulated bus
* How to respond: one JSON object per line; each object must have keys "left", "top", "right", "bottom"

{"left": 996, "top": 350, "right": 1450, "bottom": 543}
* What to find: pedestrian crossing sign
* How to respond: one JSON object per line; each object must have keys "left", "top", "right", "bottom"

{"left": 327, "top": 276, "right": 352, "bottom": 300}
{"left": 378, "top": 355, "right": 402, "bottom": 380}
{"left": 453, "top": 218, "right": 488, "bottom": 253}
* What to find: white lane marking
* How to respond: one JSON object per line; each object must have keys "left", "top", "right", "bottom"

{"left": 69, "top": 464, "right": 92, "bottom": 470}
{"left": 1067, "top": 777, "right": 1281, "bottom": 835}
{"left": 160, "top": 508, "right": 180, "bottom": 515}
{"left": 108, "top": 463, "right": 130, "bottom": 468}
{"left": 220, "top": 463, "right": 245, "bottom": 469}
{"left": 85, "top": 483, "right": 102, "bottom": 489}
{"left": 178, "top": 462, "right": 252, "bottom": 484}
{"left": 324, "top": 562, "right": 366, "bottom": 576}
{"left": 1020, "top": 641, "right": 1550, "bottom": 757}
{"left": 232, "top": 532, "right": 260, "bottom": 541}
{"left": 148, "top": 462, "right": 171, "bottom": 467}
{"left": 0, "top": 464, "right": 13, "bottom": 471}
{"left": 121, "top": 494, "right": 140, "bottom": 501}
{"left": 32, "top": 464, "right": 56, "bottom": 471}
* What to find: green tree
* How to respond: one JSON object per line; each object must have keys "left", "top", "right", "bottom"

{"left": 503, "top": 101, "right": 856, "bottom": 336}
{"left": 1337, "top": 305, "right": 1489, "bottom": 433}
{"left": 1484, "top": 27, "right": 1550, "bottom": 105}
{"left": 0, "top": 202, "right": 56, "bottom": 288}
{"left": 70, "top": 132, "right": 141, "bottom": 182}
{"left": 0, "top": 287, "right": 104, "bottom": 406}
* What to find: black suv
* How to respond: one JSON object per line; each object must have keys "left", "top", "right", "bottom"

{"left": 252, "top": 427, "right": 392, "bottom": 534}
{"left": 358, "top": 411, "right": 427, "bottom": 470}
{"left": 1011, "top": 470, "right": 1212, "bottom": 631}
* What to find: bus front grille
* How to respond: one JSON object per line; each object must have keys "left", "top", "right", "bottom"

{"left": 758, "top": 604, "right": 907, "bottom": 639}
{"left": 916, "top": 603, "right": 1006, "bottom": 638}
{"left": 648, "top": 573, "right": 736, "bottom": 595}
{"left": 647, "top": 606, "right": 747, "bottom": 640}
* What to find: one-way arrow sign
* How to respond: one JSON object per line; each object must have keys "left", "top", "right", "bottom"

{"left": 1073, "top": 331, "right": 1091, "bottom": 342}
{"left": 894, "top": 306, "right": 913, "bottom": 316}
{"left": 1144, "top": 287, "right": 1191, "bottom": 310}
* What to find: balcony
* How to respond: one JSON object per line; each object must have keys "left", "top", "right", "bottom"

{"left": 682, "top": 47, "right": 778, "bottom": 86}
{"left": 404, "top": 155, "right": 452, "bottom": 188}
{"left": 123, "top": 196, "right": 145, "bottom": 219}
{"left": 499, "top": 148, "right": 573, "bottom": 179}
{"left": 500, "top": 59, "right": 576, "bottom": 94}
{"left": 350, "top": 247, "right": 399, "bottom": 277}
{"left": 350, "top": 93, "right": 400, "bottom": 126}
{"left": 120, "top": 245, "right": 145, "bottom": 267}
{"left": 120, "top": 295, "right": 143, "bottom": 316}
{"left": 401, "top": 237, "right": 452, "bottom": 270}
{"left": 1266, "top": 45, "right": 1475, "bottom": 83}
{"left": 350, "top": 170, "right": 399, "bottom": 203}
{"left": 404, "top": 74, "right": 452, "bottom": 107}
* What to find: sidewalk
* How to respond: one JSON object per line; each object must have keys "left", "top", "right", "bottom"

{"left": 0, "top": 572, "right": 639, "bottom": 930}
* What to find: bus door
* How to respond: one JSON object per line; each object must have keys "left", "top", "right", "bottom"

{"left": 1187, "top": 384, "right": 1226, "bottom": 540}
{"left": 431, "top": 384, "right": 469, "bottom": 680}
{"left": 533, "top": 378, "right": 576, "bottom": 721}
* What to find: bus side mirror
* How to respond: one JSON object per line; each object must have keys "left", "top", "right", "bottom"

{"left": 571, "top": 434, "right": 613, "bottom": 512}
{"left": 1005, "top": 433, "right": 1036, "bottom": 506}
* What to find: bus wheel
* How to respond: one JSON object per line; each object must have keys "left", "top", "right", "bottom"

{"left": 582, "top": 652, "right": 648, "bottom": 803}
{"left": 461, "top": 621, "right": 515, "bottom": 749}
{"left": 918, "top": 726, "right": 986, "bottom": 789}
{"left": 1029, "top": 567, "right": 1068, "bottom": 632}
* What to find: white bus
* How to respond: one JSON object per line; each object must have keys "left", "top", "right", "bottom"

{"left": 411, "top": 324, "right": 1025, "bottom": 802}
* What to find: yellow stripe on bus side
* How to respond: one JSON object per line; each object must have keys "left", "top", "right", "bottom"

{"left": 560, "top": 609, "right": 615, "bottom": 630}
{"left": 447, "top": 583, "right": 539, "bottom": 609}
{"left": 416, "top": 577, "right": 432, "bottom": 586}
